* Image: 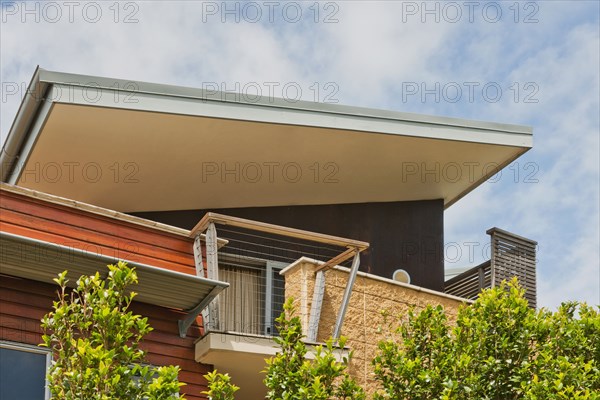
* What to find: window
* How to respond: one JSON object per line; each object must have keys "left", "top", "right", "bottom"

{"left": 0, "top": 341, "right": 50, "bottom": 400}
{"left": 216, "top": 255, "right": 286, "bottom": 336}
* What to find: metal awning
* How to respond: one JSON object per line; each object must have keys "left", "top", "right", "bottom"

{"left": 0, "top": 231, "right": 229, "bottom": 337}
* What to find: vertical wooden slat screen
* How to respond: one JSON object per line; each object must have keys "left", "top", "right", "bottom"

{"left": 445, "top": 228, "right": 537, "bottom": 308}
{"left": 487, "top": 227, "right": 537, "bottom": 308}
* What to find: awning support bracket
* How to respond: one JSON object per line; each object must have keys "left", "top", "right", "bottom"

{"left": 178, "top": 285, "right": 223, "bottom": 338}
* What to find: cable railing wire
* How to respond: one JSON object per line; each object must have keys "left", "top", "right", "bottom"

{"left": 216, "top": 226, "right": 346, "bottom": 254}
{"left": 215, "top": 227, "right": 353, "bottom": 267}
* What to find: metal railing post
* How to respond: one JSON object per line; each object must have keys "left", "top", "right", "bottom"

{"left": 332, "top": 251, "right": 360, "bottom": 340}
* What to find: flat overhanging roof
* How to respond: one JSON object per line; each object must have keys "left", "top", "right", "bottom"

{"left": 1, "top": 68, "right": 533, "bottom": 212}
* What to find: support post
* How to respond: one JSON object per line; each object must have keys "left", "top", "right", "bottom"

{"left": 332, "top": 251, "right": 360, "bottom": 340}
{"left": 193, "top": 234, "right": 205, "bottom": 277}
{"left": 307, "top": 270, "right": 326, "bottom": 342}
{"left": 204, "top": 223, "right": 220, "bottom": 332}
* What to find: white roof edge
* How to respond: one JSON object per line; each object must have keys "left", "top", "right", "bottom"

{"left": 0, "top": 66, "right": 46, "bottom": 181}
{"left": 37, "top": 68, "right": 533, "bottom": 136}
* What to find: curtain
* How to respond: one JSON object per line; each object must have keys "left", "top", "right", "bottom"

{"left": 218, "top": 266, "right": 264, "bottom": 335}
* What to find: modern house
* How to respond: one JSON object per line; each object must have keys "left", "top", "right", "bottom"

{"left": 0, "top": 68, "right": 536, "bottom": 399}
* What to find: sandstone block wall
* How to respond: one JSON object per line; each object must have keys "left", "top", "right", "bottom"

{"left": 281, "top": 258, "right": 466, "bottom": 396}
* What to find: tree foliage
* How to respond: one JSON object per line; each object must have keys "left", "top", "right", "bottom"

{"left": 202, "top": 370, "right": 239, "bottom": 400}
{"left": 263, "top": 298, "right": 365, "bottom": 400}
{"left": 41, "top": 261, "right": 185, "bottom": 400}
{"left": 373, "top": 278, "right": 600, "bottom": 400}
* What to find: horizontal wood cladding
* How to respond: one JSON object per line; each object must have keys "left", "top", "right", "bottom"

{"left": 0, "top": 189, "right": 198, "bottom": 276}
{"left": 0, "top": 275, "right": 211, "bottom": 399}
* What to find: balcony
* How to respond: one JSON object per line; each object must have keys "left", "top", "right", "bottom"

{"left": 190, "top": 213, "right": 367, "bottom": 398}
{"left": 189, "top": 212, "right": 369, "bottom": 335}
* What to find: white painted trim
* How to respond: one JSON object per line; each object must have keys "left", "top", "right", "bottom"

{"left": 7, "top": 99, "right": 54, "bottom": 185}
{"left": 52, "top": 82, "right": 532, "bottom": 148}
{"left": 37, "top": 69, "right": 532, "bottom": 138}
{"left": 265, "top": 260, "right": 287, "bottom": 336}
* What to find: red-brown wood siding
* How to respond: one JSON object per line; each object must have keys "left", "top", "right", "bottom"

{"left": 0, "top": 275, "right": 211, "bottom": 399}
{"left": 0, "top": 188, "right": 215, "bottom": 398}
{"left": 0, "top": 189, "right": 199, "bottom": 275}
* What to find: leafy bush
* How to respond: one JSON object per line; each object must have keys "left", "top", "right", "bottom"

{"left": 263, "top": 298, "right": 365, "bottom": 400}
{"left": 202, "top": 370, "right": 239, "bottom": 400}
{"left": 372, "top": 278, "right": 600, "bottom": 400}
{"left": 41, "top": 261, "right": 185, "bottom": 400}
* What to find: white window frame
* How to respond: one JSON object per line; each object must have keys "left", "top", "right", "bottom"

{"left": 265, "top": 260, "right": 287, "bottom": 336}
{"left": 0, "top": 340, "right": 51, "bottom": 400}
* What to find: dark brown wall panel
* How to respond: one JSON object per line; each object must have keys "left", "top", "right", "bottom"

{"left": 134, "top": 200, "right": 445, "bottom": 290}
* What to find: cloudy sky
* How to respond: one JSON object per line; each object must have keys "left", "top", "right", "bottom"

{"left": 1, "top": 0, "right": 598, "bottom": 309}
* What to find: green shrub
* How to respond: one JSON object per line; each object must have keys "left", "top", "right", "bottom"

{"left": 41, "top": 261, "right": 185, "bottom": 400}
{"left": 373, "top": 278, "right": 600, "bottom": 400}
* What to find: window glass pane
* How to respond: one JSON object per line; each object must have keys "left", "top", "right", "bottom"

{"left": 0, "top": 347, "right": 47, "bottom": 400}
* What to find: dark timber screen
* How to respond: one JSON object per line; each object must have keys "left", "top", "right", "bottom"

{"left": 445, "top": 228, "right": 537, "bottom": 308}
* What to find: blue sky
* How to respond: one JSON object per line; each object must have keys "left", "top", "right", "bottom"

{"left": 1, "top": 1, "right": 598, "bottom": 309}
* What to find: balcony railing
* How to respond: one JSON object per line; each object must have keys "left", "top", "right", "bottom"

{"left": 186, "top": 213, "right": 369, "bottom": 340}
{"left": 445, "top": 227, "right": 537, "bottom": 308}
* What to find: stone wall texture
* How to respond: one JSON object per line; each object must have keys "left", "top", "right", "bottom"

{"left": 282, "top": 259, "right": 466, "bottom": 397}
